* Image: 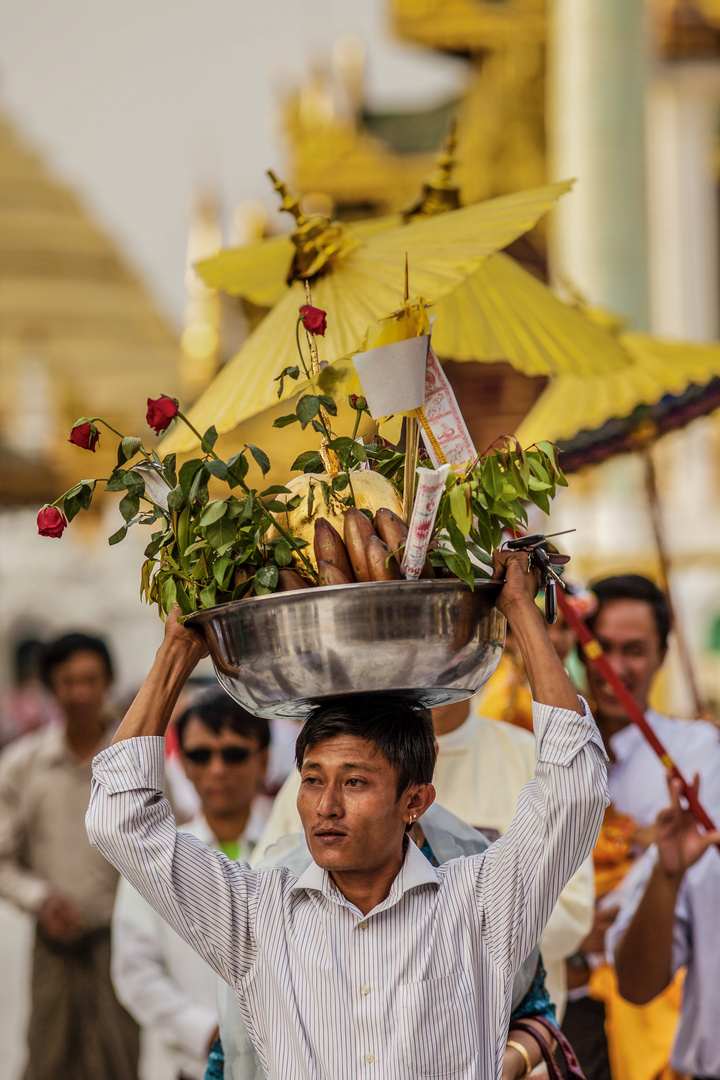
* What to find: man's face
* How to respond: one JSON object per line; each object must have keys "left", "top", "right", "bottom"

{"left": 181, "top": 717, "right": 267, "bottom": 819}
{"left": 584, "top": 599, "right": 665, "bottom": 727}
{"left": 49, "top": 650, "right": 111, "bottom": 728}
{"left": 297, "top": 735, "right": 428, "bottom": 874}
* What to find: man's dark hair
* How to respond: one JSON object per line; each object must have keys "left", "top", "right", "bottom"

{"left": 41, "top": 632, "right": 114, "bottom": 687}
{"left": 176, "top": 689, "right": 270, "bottom": 752}
{"left": 295, "top": 693, "right": 435, "bottom": 797}
{"left": 588, "top": 574, "right": 672, "bottom": 652}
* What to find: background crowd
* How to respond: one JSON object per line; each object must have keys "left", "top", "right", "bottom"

{"left": 1, "top": 569, "right": 718, "bottom": 1080}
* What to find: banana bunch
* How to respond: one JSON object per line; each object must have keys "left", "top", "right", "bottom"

{"left": 276, "top": 507, "right": 434, "bottom": 591}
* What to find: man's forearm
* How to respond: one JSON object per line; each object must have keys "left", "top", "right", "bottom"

{"left": 615, "top": 861, "right": 680, "bottom": 1004}
{"left": 505, "top": 598, "right": 583, "bottom": 715}
{"left": 112, "top": 639, "right": 201, "bottom": 743}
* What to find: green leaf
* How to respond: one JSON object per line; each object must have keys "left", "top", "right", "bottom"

{"left": 117, "top": 436, "right": 142, "bottom": 467}
{"left": 78, "top": 483, "right": 94, "bottom": 511}
{"left": 119, "top": 492, "right": 140, "bottom": 521}
{"left": 123, "top": 470, "right": 146, "bottom": 496}
{"left": 188, "top": 465, "right": 208, "bottom": 504}
{"left": 144, "top": 530, "right": 167, "bottom": 558}
{"left": 265, "top": 500, "right": 291, "bottom": 512}
{"left": 179, "top": 459, "right": 204, "bottom": 497}
{"left": 317, "top": 394, "right": 337, "bottom": 416}
{"left": 261, "top": 485, "right": 292, "bottom": 496}
{"left": 160, "top": 576, "right": 177, "bottom": 614}
{"left": 247, "top": 444, "right": 271, "bottom": 476}
{"left": 274, "top": 364, "right": 300, "bottom": 398}
{"left": 331, "top": 473, "right": 350, "bottom": 492}
{"left": 254, "top": 565, "right": 278, "bottom": 594}
{"left": 320, "top": 481, "right": 330, "bottom": 506}
{"left": 296, "top": 395, "right": 320, "bottom": 429}
{"left": 226, "top": 451, "right": 248, "bottom": 489}
{"left": 205, "top": 516, "right": 237, "bottom": 551}
{"left": 274, "top": 539, "right": 293, "bottom": 567}
{"left": 202, "top": 425, "right": 218, "bottom": 450}
{"left": 206, "top": 459, "right": 229, "bottom": 480}
{"left": 212, "top": 555, "right": 234, "bottom": 588}
{"left": 273, "top": 414, "right": 300, "bottom": 428}
{"left": 162, "top": 453, "right": 177, "bottom": 484}
{"left": 199, "top": 583, "right": 217, "bottom": 609}
{"left": 197, "top": 500, "right": 228, "bottom": 527}
{"left": 104, "top": 471, "right": 128, "bottom": 493}
{"left": 351, "top": 442, "right": 367, "bottom": 463}
{"left": 449, "top": 481, "right": 473, "bottom": 536}
{"left": 440, "top": 549, "right": 475, "bottom": 587}
{"left": 307, "top": 482, "right": 315, "bottom": 517}
{"left": 108, "top": 525, "right": 127, "bottom": 546}
{"left": 291, "top": 450, "right": 323, "bottom": 473}
{"left": 167, "top": 484, "right": 185, "bottom": 511}
{"left": 175, "top": 582, "right": 196, "bottom": 616}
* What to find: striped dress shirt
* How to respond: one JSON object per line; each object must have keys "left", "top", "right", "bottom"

{"left": 87, "top": 699, "right": 607, "bottom": 1080}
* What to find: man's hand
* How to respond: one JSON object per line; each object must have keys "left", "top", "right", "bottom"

{"left": 161, "top": 603, "right": 209, "bottom": 664}
{"left": 492, "top": 549, "right": 542, "bottom": 619}
{"left": 112, "top": 603, "right": 209, "bottom": 744}
{"left": 38, "top": 894, "right": 85, "bottom": 942}
{"left": 655, "top": 774, "right": 720, "bottom": 878}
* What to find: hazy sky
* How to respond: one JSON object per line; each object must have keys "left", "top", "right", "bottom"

{"left": 0, "top": 0, "right": 465, "bottom": 324}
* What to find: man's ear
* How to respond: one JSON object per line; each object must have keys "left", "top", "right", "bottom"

{"left": 404, "top": 783, "right": 436, "bottom": 823}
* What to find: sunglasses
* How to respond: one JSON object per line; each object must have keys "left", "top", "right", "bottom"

{"left": 182, "top": 746, "right": 258, "bottom": 767}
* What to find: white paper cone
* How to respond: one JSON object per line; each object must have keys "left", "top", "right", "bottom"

{"left": 353, "top": 334, "right": 430, "bottom": 419}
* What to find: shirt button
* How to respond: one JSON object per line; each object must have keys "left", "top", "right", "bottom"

{"left": 358, "top": 920, "right": 368, "bottom": 930}
{"left": 361, "top": 985, "right": 370, "bottom": 995}
{"left": 365, "top": 1053, "right": 374, "bottom": 1063}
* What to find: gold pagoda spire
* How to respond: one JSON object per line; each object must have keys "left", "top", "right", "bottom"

{"left": 266, "top": 169, "right": 359, "bottom": 284}
{"left": 403, "top": 121, "right": 462, "bottom": 221}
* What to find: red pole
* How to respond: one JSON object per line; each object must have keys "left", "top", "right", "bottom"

{"left": 555, "top": 587, "right": 720, "bottom": 845}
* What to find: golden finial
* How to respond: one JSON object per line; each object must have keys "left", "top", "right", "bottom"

{"left": 403, "top": 120, "right": 462, "bottom": 222}
{"left": 266, "top": 172, "right": 358, "bottom": 285}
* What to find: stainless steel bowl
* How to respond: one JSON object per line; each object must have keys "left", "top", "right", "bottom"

{"left": 187, "top": 579, "right": 506, "bottom": 719}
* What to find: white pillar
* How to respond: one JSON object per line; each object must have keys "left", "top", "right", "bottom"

{"left": 548, "top": 0, "right": 650, "bottom": 329}
{"left": 646, "top": 62, "right": 720, "bottom": 341}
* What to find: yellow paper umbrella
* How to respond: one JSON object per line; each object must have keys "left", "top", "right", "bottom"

{"left": 163, "top": 178, "right": 578, "bottom": 453}
{"left": 516, "top": 327, "right": 720, "bottom": 459}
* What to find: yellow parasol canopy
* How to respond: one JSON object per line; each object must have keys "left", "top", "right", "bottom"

{"left": 517, "top": 330, "right": 720, "bottom": 449}
{"left": 163, "top": 180, "right": 578, "bottom": 453}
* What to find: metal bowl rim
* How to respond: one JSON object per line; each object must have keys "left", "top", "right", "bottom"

{"left": 185, "top": 577, "right": 503, "bottom": 626}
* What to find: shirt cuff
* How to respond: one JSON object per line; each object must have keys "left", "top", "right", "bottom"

{"left": 92, "top": 737, "right": 166, "bottom": 794}
{"left": 533, "top": 697, "right": 608, "bottom": 767}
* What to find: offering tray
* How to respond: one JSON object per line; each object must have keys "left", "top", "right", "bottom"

{"left": 187, "top": 579, "right": 506, "bottom": 719}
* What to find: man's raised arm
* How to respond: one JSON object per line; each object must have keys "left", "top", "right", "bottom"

{"left": 474, "top": 550, "right": 608, "bottom": 972}
{"left": 86, "top": 608, "right": 257, "bottom": 985}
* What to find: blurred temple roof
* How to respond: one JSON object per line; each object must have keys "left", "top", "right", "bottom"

{"left": 0, "top": 107, "right": 181, "bottom": 506}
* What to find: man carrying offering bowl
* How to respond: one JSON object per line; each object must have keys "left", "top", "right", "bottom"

{"left": 86, "top": 549, "right": 608, "bottom": 1079}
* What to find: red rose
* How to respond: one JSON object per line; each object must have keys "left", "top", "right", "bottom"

{"left": 350, "top": 394, "right": 367, "bottom": 410}
{"left": 68, "top": 420, "right": 100, "bottom": 452}
{"left": 146, "top": 396, "right": 179, "bottom": 434}
{"left": 37, "top": 506, "right": 67, "bottom": 539}
{"left": 299, "top": 305, "right": 327, "bottom": 337}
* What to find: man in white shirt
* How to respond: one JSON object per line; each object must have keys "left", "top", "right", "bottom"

{"left": 561, "top": 574, "right": 720, "bottom": 1080}
{"left": 609, "top": 776, "right": 720, "bottom": 1080}
{"left": 111, "top": 690, "right": 269, "bottom": 1080}
{"left": 257, "top": 697, "right": 594, "bottom": 1019}
{"left": 87, "top": 550, "right": 608, "bottom": 1080}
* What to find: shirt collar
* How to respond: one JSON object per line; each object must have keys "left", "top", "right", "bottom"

{"left": 291, "top": 834, "right": 441, "bottom": 917}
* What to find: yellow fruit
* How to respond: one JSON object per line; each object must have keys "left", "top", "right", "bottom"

{"left": 266, "top": 471, "right": 404, "bottom": 571}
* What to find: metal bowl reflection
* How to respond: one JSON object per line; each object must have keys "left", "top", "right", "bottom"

{"left": 187, "top": 579, "right": 506, "bottom": 719}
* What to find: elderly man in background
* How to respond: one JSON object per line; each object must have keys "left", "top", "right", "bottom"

{"left": 112, "top": 690, "right": 269, "bottom": 1080}
{"left": 0, "top": 631, "right": 139, "bottom": 1080}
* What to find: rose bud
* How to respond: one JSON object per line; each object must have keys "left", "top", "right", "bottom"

{"left": 37, "top": 506, "right": 68, "bottom": 539}
{"left": 349, "top": 394, "right": 367, "bottom": 411}
{"left": 299, "top": 305, "right": 327, "bottom": 337}
{"left": 146, "top": 396, "right": 179, "bottom": 435}
{"left": 68, "top": 420, "right": 100, "bottom": 452}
